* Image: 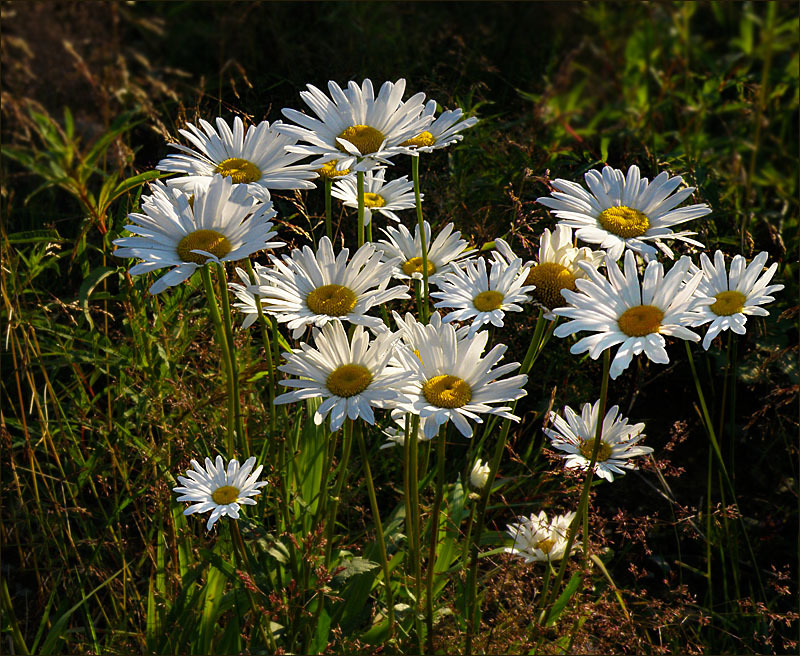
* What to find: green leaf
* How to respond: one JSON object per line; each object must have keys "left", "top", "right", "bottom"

{"left": 545, "top": 572, "right": 582, "bottom": 626}
{"left": 78, "top": 266, "right": 119, "bottom": 329}
{"left": 6, "top": 229, "right": 65, "bottom": 245}
{"left": 333, "top": 556, "right": 380, "bottom": 584}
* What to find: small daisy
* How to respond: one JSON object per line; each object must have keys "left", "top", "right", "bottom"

{"left": 173, "top": 455, "right": 268, "bottom": 530}
{"left": 493, "top": 227, "right": 605, "bottom": 319}
{"left": 377, "top": 221, "right": 475, "bottom": 286}
{"left": 379, "top": 411, "right": 433, "bottom": 449}
{"left": 274, "top": 322, "right": 404, "bottom": 431}
{"left": 505, "top": 510, "right": 577, "bottom": 563}
{"left": 113, "top": 175, "right": 281, "bottom": 294}
{"left": 469, "top": 459, "right": 491, "bottom": 490}
{"left": 401, "top": 101, "right": 478, "bottom": 153}
{"left": 156, "top": 117, "right": 317, "bottom": 201}
{"left": 250, "top": 236, "right": 409, "bottom": 339}
{"left": 278, "top": 78, "right": 433, "bottom": 172}
{"left": 554, "top": 250, "right": 702, "bottom": 379}
{"left": 432, "top": 256, "right": 534, "bottom": 338}
{"left": 537, "top": 164, "right": 710, "bottom": 260}
{"left": 392, "top": 315, "right": 527, "bottom": 439}
{"left": 545, "top": 401, "right": 652, "bottom": 482}
{"left": 331, "top": 168, "right": 417, "bottom": 225}
{"left": 228, "top": 264, "right": 272, "bottom": 329}
{"left": 315, "top": 159, "right": 352, "bottom": 181}
{"left": 692, "top": 250, "right": 784, "bottom": 350}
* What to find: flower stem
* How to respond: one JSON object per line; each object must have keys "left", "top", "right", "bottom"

{"left": 357, "top": 171, "right": 365, "bottom": 248}
{"left": 355, "top": 421, "right": 395, "bottom": 643}
{"left": 244, "top": 260, "right": 276, "bottom": 437}
{"left": 411, "top": 156, "right": 430, "bottom": 323}
{"left": 425, "top": 425, "right": 447, "bottom": 652}
{"left": 324, "top": 178, "right": 333, "bottom": 241}
{"left": 200, "top": 265, "right": 235, "bottom": 455}
{"left": 325, "top": 418, "right": 355, "bottom": 564}
{"left": 404, "top": 414, "right": 424, "bottom": 651}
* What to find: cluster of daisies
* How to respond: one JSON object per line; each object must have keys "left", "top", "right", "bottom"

{"left": 114, "top": 77, "right": 783, "bottom": 568}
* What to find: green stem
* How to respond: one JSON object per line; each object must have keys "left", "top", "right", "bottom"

{"left": 355, "top": 422, "right": 395, "bottom": 643}
{"left": 411, "top": 156, "right": 430, "bottom": 323}
{"left": 404, "top": 414, "right": 424, "bottom": 651}
{"left": 425, "top": 425, "right": 447, "bottom": 652}
{"left": 324, "top": 178, "right": 333, "bottom": 242}
{"left": 357, "top": 171, "right": 365, "bottom": 248}
{"left": 244, "top": 260, "right": 276, "bottom": 437}
{"left": 325, "top": 418, "right": 355, "bottom": 564}
{"left": 201, "top": 265, "right": 235, "bottom": 455}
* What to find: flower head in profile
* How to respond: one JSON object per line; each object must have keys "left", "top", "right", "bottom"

{"left": 379, "top": 411, "right": 434, "bottom": 449}
{"left": 173, "top": 456, "right": 267, "bottom": 530}
{"left": 331, "top": 168, "right": 417, "bottom": 225}
{"left": 545, "top": 401, "right": 652, "bottom": 482}
{"left": 392, "top": 313, "right": 527, "bottom": 439}
{"left": 228, "top": 264, "right": 272, "bottom": 329}
{"left": 401, "top": 101, "right": 478, "bottom": 153}
{"left": 554, "top": 251, "right": 702, "bottom": 379}
{"left": 537, "top": 164, "right": 710, "bottom": 260}
{"left": 113, "top": 176, "right": 281, "bottom": 294}
{"left": 278, "top": 78, "right": 433, "bottom": 172}
{"left": 492, "top": 228, "right": 604, "bottom": 319}
{"left": 692, "top": 250, "right": 784, "bottom": 350}
{"left": 432, "top": 256, "right": 534, "bottom": 338}
{"left": 469, "top": 459, "right": 491, "bottom": 490}
{"left": 250, "top": 236, "right": 409, "bottom": 339}
{"left": 156, "top": 117, "right": 316, "bottom": 200}
{"left": 274, "top": 322, "right": 404, "bottom": 431}
{"left": 377, "top": 222, "right": 475, "bottom": 286}
{"left": 505, "top": 510, "right": 577, "bottom": 563}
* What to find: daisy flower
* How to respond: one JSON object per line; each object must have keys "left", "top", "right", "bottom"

{"left": 537, "top": 164, "right": 711, "bottom": 260}
{"left": 330, "top": 168, "right": 417, "bottom": 225}
{"left": 156, "top": 116, "right": 317, "bottom": 200}
{"left": 469, "top": 459, "right": 491, "bottom": 490}
{"left": 553, "top": 250, "right": 702, "bottom": 379}
{"left": 379, "top": 411, "right": 433, "bottom": 449}
{"left": 392, "top": 315, "right": 527, "bottom": 439}
{"left": 278, "top": 78, "right": 433, "bottom": 172}
{"left": 377, "top": 221, "right": 475, "bottom": 286}
{"left": 492, "top": 227, "right": 605, "bottom": 319}
{"left": 545, "top": 401, "right": 652, "bottom": 482}
{"left": 274, "top": 322, "right": 404, "bottom": 431}
{"left": 692, "top": 250, "right": 784, "bottom": 350}
{"left": 113, "top": 175, "right": 281, "bottom": 295}
{"left": 173, "top": 456, "right": 268, "bottom": 530}
{"left": 505, "top": 510, "right": 577, "bottom": 563}
{"left": 401, "top": 101, "right": 478, "bottom": 153}
{"left": 432, "top": 256, "right": 534, "bottom": 338}
{"left": 250, "top": 236, "right": 409, "bottom": 339}
{"left": 228, "top": 264, "right": 273, "bottom": 329}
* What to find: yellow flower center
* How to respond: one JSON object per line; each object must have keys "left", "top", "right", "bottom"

{"left": 710, "top": 290, "right": 746, "bottom": 316}
{"left": 536, "top": 538, "right": 556, "bottom": 554}
{"left": 422, "top": 374, "right": 472, "bottom": 408}
{"left": 578, "top": 438, "right": 613, "bottom": 463}
{"left": 401, "top": 131, "right": 436, "bottom": 148}
{"left": 363, "top": 192, "right": 386, "bottom": 208}
{"left": 306, "top": 284, "right": 358, "bottom": 316}
{"left": 617, "top": 304, "right": 664, "bottom": 337}
{"left": 215, "top": 157, "right": 261, "bottom": 184}
{"left": 211, "top": 485, "right": 240, "bottom": 505}
{"left": 526, "top": 262, "right": 576, "bottom": 309}
{"left": 316, "top": 159, "right": 351, "bottom": 179}
{"left": 597, "top": 206, "right": 650, "bottom": 238}
{"left": 402, "top": 257, "right": 436, "bottom": 277}
{"left": 176, "top": 229, "right": 232, "bottom": 264}
{"left": 337, "top": 125, "right": 386, "bottom": 155}
{"left": 473, "top": 290, "right": 505, "bottom": 312}
{"left": 326, "top": 364, "right": 373, "bottom": 398}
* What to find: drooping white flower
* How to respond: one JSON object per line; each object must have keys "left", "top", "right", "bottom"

{"left": 113, "top": 176, "right": 281, "bottom": 294}
{"left": 545, "top": 401, "right": 652, "bottom": 482}
{"left": 505, "top": 510, "right": 577, "bottom": 563}
{"left": 173, "top": 456, "right": 268, "bottom": 530}
{"left": 469, "top": 459, "right": 491, "bottom": 489}
{"left": 553, "top": 250, "right": 702, "bottom": 379}
{"left": 331, "top": 168, "right": 417, "bottom": 225}
{"left": 537, "top": 164, "right": 710, "bottom": 260}
{"left": 691, "top": 250, "right": 784, "bottom": 350}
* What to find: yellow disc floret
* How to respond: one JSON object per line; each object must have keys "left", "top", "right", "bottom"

{"left": 316, "top": 159, "right": 351, "bottom": 179}
{"left": 473, "top": 290, "right": 505, "bottom": 312}
{"left": 597, "top": 206, "right": 650, "bottom": 238}
{"left": 710, "top": 290, "right": 746, "bottom": 316}
{"left": 337, "top": 125, "right": 386, "bottom": 155}
{"left": 363, "top": 192, "right": 386, "bottom": 208}
{"left": 215, "top": 157, "right": 262, "bottom": 184}
{"left": 402, "top": 257, "right": 436, "bottom": 277}
{"left": 578, "top": 438, "right": 613, "bottom": 463}
{"left": 401, "top": 131, "right": 436, "bottom": 148}
{"left": 326, "top": 364, "right": 373, "bottom": 398}
{"left": 306, "top": 284, "right": 358, "bottom": 316}
{"left": 617, "top": 304, "right": 664, "bottom": 337}
{"left": 211, "top": 485, "right": 240, "bottom": 505}
{"left": 526, "top": 262, "right": 576, "bottom": 309}
{"left": 536, "top": 538, "right": 556, "bottom": 555}
{"left": 177, "top": 229, "right": 232, "bottom": 264}
{"left": 422, "top": 374, "right": 472, "bottom": 409}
